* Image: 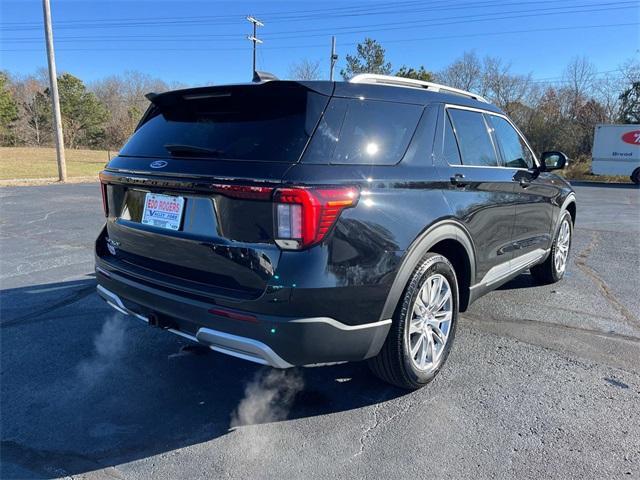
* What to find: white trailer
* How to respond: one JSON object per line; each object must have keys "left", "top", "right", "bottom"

{"left": 592, "top": 124, "right": 640, "bottom": 184}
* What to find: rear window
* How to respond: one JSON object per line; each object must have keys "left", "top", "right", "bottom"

{"left": 119, "top": 84, "right": 328, "bottom": 163}
{"left": 303, "top": 98, "right": 423, "bottom": 165}
{"left": 448, "top": 108, "right": 499, "bottom": 167}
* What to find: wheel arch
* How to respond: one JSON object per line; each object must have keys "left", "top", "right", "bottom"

{"left": 565, "top": 199, "right": 576, "bottom": 225}
{"left": 558, "top": 192, "right": 577, "bottom": 229}
{"left": 380, "top": 220, "right": 476, "bottom": 321}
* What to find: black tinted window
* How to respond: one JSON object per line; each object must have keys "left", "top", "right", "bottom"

{"left": 489, "top": 115, "right": 534, "bottom": 169}
{"left": 304, "top": 98, "right": 423, "bottom": 165}
{"left": 120, "top": 84, "right": 328, "bottom": 162}
{"left": 448, "top": 108, "right": 499, "bottom": 167}
{"left": 443, "top": 112, "right": 461, "bottom": 165}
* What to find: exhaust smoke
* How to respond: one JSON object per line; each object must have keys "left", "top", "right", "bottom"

{"left": 77, "top": 314, "right": 127, "bottom": 387}
{"left": 230, "top": 368, "right": 303, "bottom": 428}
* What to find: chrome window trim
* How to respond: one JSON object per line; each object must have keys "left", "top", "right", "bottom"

{"left": 485, "top": 113, "right": 538, "bottom": 170}
{"left": 444, "top": 104, "right": 540, "bottom": 169}
{"left": 445, "top": 105, "right": 501, "bottom": 168}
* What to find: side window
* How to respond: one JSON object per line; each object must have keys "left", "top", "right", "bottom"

{"left": 303, "top": 98, "right": 423, "bottom": 165}
{"left": 331, "top": 99, "right": 423, "bottom": 165}
{"left": 447, "top": 108, "right": 499, "bottom": 167}
{"left": 443, "top": 112, "right": 462, "bottom": 165}
{"left": 489, "top": 115, "right": 534, "bottom": 169}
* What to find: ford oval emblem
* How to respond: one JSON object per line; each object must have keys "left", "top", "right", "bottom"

{"left": 150, "top": 160, "right": 168, "bottom": 169}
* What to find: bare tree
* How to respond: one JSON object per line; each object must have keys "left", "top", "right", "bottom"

{"left": 9, "top": 73, "right": 50, "bottom": 146}
{"left": 288, "top": 59, "right": 322, "bottom": 80}
{"left": 91, "top": 71, "right": 176, "bottom": 149}
{"left": 436, "top": 53, "right": 533, "bottom": 115}
{"left": 594, "top": 73, "right": 625, "bottom": 122}
{"left": 435, "top": 51, "right": 482, "bottom": 92}
{"left": 563, "top": 56, "right": 597, "bottom": 100}
{"left": 482, "top": 56, "right": 533, "bottom": 114}
{"left": 618, "top": 56, "right": 640, "bottom": 85}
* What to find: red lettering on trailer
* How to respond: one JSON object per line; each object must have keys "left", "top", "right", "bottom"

{"left": 621, "top": 130, "right": 640, "bottom": 145}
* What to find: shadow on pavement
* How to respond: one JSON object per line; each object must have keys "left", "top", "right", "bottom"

{"left": 0, "top": 278, "right": 407, "bottom": 479}
{"left": 496, "top": 271, "right": 538, "bottom": 291}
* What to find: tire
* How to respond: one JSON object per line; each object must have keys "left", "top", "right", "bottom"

{"left": 530, "top": 210, "right": 573, "bottom": 284}
{"left": 368, "top": 253, "right": 459, "bottom": 390}
{"left": 631, "top": 168, "right": 640, "bottom": 185}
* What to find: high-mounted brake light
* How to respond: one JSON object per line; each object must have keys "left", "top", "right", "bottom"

{"left": 100, "top": 181, "right": 108, "bottom": 217}
{"left": 273, "top": 186, "right": 359, "bottom": 250}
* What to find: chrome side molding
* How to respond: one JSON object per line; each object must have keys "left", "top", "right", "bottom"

{"left": 480, "top": 248, "right": 549, "bottom": 287}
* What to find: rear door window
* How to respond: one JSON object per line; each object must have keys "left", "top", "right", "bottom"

{"left": 488, "top": 115, "right": 535, "bottom": 169}
{"left": 447, "top": 108, "right": 499, "bottom": 167}
{"left": 303, "top": 98, "right": 423, "bottom": 165}
{"left": 443, "top": 112, "right": 462, "bottom": 165}
{"left": 119, "top": 83, "right": 328, "bottom": 163}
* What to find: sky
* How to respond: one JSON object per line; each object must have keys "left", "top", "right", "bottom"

{"left": 1, "top": 0, "right": 639, "bottom": 87}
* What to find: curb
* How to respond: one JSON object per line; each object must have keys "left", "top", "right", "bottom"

{"left": 0, "top": 176, "right": 99, "bottom": 187}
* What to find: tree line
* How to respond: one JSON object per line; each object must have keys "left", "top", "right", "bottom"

{"left": 0, "top": 70, "right": 184, "bottom": 150}
{"left": 1, "top": 38, "right": 639, "bottom": 161}
{"left": 293, "top": 39, "right": 639, "bottom": 162}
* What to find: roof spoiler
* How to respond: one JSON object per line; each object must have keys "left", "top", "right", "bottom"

{"left": 252, "top": 71, "right": 279, "bottom": 83}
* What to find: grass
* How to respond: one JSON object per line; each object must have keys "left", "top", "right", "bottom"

{"left": 0, "top": 147, "right": 113, "bottom": 181}
{"left": 0, "top": 147, "right": 632, "bottom": 184}
{"left": 560, "top": 156, "right": 632, "bottom": 184}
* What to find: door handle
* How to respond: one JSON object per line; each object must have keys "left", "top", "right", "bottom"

{"left": 450, "top": 173, "right": 467, "bottom": 188}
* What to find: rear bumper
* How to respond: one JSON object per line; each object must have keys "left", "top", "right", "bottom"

{"left": 95, "top": 264, "right": 391, "bottom": 368}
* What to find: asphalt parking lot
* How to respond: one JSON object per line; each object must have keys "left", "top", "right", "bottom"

{"left": 1, "top": 181, "right": 639, "bottom": 479}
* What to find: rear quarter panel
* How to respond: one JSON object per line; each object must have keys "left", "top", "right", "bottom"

{"left": 280, "top": 162, "right": 454, "bottom": 325}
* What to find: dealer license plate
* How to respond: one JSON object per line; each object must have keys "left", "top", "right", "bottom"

{"left": 141, "top": 193, "right": 185, "bottom": 231}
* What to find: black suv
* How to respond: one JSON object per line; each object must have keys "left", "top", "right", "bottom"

{"left": 95, "top": 74, "right": 576, "bottom": 389}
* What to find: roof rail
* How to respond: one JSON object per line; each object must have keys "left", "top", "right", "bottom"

{"left": 349, "top": 73, "right": 489, "bottom": 103}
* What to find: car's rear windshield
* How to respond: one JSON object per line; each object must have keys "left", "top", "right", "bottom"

{"left": 119, "top": 83, "right": 329, "bottom": 163}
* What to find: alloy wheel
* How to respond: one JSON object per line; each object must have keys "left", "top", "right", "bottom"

{"left": 406, "top": 273, "right": 453, "bottom": 372}
{"left": 554, "top": 219, "right": 571, "bottom": 274}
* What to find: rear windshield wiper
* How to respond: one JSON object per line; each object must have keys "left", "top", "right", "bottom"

{"left": 164, "top": 144, "right": 225, "bottom": 158}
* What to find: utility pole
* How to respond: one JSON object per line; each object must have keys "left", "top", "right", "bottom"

{"left": 329, "top": 36, "right": 338, "bottom": 81}
{"left": 246, "top": 16, "right": 264, "bottom": 76}
{"left": 42, "top": 0, "right": 66, "bottom": 182}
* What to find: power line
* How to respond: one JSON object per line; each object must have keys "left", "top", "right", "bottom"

{"left": 259, "top": 0, "right": 637, "bottom": 38}
{"left": 1, "top": 0, "right": 552, "bottom": 39}
{"left": 0, "top": 0, "right": 486, "bottom": 28}
{"left": 0, "top": 0, "right": 616, "bottom": 31}
{"left": 2, "top": 22, "right": 636, "bottom": 54}
{"left": 3, "top": 1, "right": 635, "bottom": 45}
{"left": 530, "top": 69, "right": 622, "bottom": 82}
{"left": 249, "top": 3, "right": 638, "bottom": 41}
{"left": 0, "top": 0, "right": 447, "bottom": 30}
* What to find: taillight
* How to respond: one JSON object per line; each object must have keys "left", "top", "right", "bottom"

{"left": 273, "top": 186, "right": 359, "bottom": 250}
{"left": 209, "top": 184, "right": 273, "bottom": 200}
{"left": 100, "top": 181, "right": 108, "bottom": 217}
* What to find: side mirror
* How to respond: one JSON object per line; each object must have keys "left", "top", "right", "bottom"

{"left": 541, "top": 151, "right": 568, "bottom": 171}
